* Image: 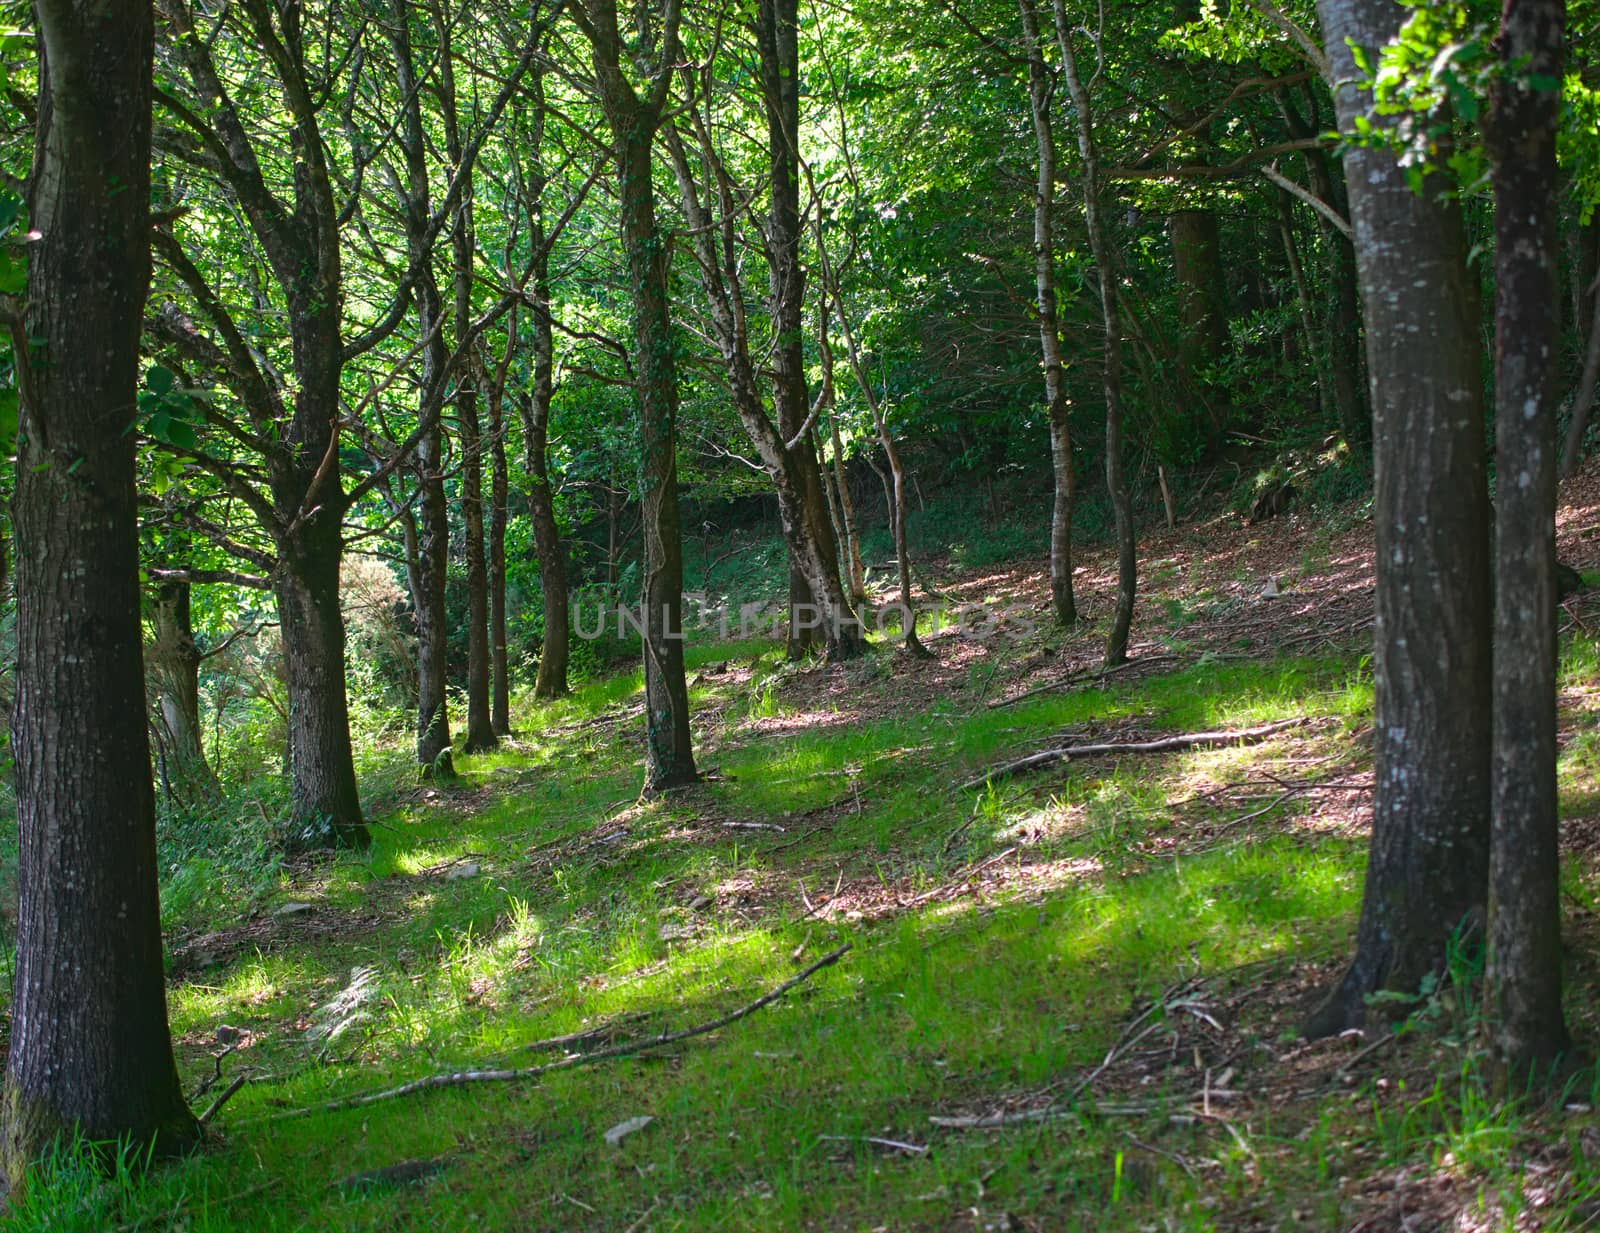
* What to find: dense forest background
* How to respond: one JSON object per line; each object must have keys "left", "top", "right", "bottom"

{"left": 1, "top": 0, "right": 1599, "bottom": 1225}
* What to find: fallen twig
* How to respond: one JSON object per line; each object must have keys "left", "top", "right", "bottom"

{"left": 252, "top": 947, "right": 852, "bottom": 1123}
{"left": 959, "top": 719, "right": 1308, "bottom": 790}
{"left": 987, "top": 654, "right": 1177, "bottom": 711}
{"left": 817, "top": 1134, "right": 927, "bottom": 1155}
{"left": 1124, "top": 1131, "right": 1197, "bottom": 1179}
{"left": 905, "top": 847, "right": 1018, "bottom": 908}
{"left": 199, "top": 1074, "right": 248, "bottom": 1126}
{"left": 1331, "top": 1028, "right": 1403, "bottom": 1079}
{"left": 524, "top": 1012, "right": 653, "bottom": 1054}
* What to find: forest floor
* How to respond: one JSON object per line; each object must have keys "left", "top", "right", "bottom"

{"left": 14, "top": 470, "right": 1600, "bottom": 1231}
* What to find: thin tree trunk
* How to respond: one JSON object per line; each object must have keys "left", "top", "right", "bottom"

{"left": 4, "top": 0, "right": 198, "bottom": 1174}
{"left": 1559, "top": 262, "right": 1600, "bottom": 477}
{"left": 1020, "top": 0, "right": 1077, "bottom": 625}
{"left": 759, "top": 0, "right": 861, "bottom": 663}
{"left": 1052, "top": 0, "right": 1135, "bottom": 665}
{"left": 820, "top": 302, "right": 867, "bottom": 604}
{"left": 1278, "top": 193, "right": 1331, "bottom": 424}
{"left": 1486, "top": 0, "right": 1569, "bottom": 1078}
{"left": 521, "top": 268, "right": 571, "bottom": 700}
{"left": 457, "top": 361, "right": 498, "bottom": 753}
{"left": 573, "top": 0, "right": 697, "bottom": 791}
{"left": 827, "top": 297, "right": 928, "bottom": 657}
{"left": 1285, "top": 89, "right": 1369, "bottom": 448}
{"left": 1305, "top": 0, "right": 1492, "bottom": 1037}
{"left": 663, "top": 73, "right": 864, "bottom": 665}
{"left": 148, "top": 578, "right": 222, "bottom": 801}
{"left": 1169, "top": 207, "right": 1230, "bottom": 442}
{"left": 487, "top": 358, "right": 512, "bottom": 735}
{"left": 390, "top": 12, "right": 454, "bottom": 776}
{"left": 440, "top": 38, "right": 496, "bottom": 755}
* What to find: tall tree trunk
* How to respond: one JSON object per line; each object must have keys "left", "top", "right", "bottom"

{"left": 1285, "top": 88, "right": 1369, "bottom": 448}
{"left": 487, "top": 368, "right": 512, "bottom": 735}
{"left": 1305, "top": 0, "right": 1492, "bottom": 1037}
{"left": 827, "top": 297, "right": 928, "bottom": 657}
{"left": 819, "top": 303, "right": 867, "bottom": 604}
{"left": 1020, "top": 0, "right": 1076, "bottom": 625}
{"left": 274, "top": 494, "right": 366, "bottom": 850}
{"left": 1169, "top": 207, "right": 1230, "bottom": 442}
{"left": 759, "top": 0, "right": 863, "bottom": 663}
{"left": 1560, "top": 222, "right": 1600, "bottom": 476}
{"left": 1053, "top": 0, "right": 1136, "bottom": 665}
{"left": 390, "top": 12, "right": 454, "bottom": 775}
{"left": 573, "top": 0, "right": 697, "bottom": 791}
{"left": 1486, "top": 0, "right": 1569, "bottom": 1078}
{"left": 620, "top": 130, "right": 696, "bottom": 790}
{"left": 413, "top": 426, "right": 453, "bottom": 773}
{"left": 521, "top": 263, "right": 571, "bottom": 700}
{"left": 148, "top": 578, "right": 221, "bottom": 801}
{"left": 1278, "top": 193, "right": 1329, "bottom": 423}
{"left": 457, "top": 362, "right": 498, "bottom": 753}
{"left": 4, "top": 0, "right": 198, "bottom": 1176}
{"left": 441, "top": 43, "right": 496, "bottom": 756}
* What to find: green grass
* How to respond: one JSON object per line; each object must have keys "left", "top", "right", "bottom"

{"left": 5, "top": 616, "right": 1600, "bottom": 1231}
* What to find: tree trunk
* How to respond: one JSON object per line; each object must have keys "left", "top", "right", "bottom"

{"left": 828, "top": 300, "right": 928, "bottom": 657}
{"left": 487, "top": 369, "right": 512, "bottom": 735}
{"left": 1278, "top": 193, "right": 1330, "bottom": 423}
{"left": 759, "top": 0, "right": 863, "bottom": 663}
{"left": 1559, "top": 225, "right": 1600, "bottom": 476}
{"left": 576, "top": 9, "right": 697, "bottom": 789}
{"left": 414, "top": 429, "right": 454, "bottom": 773}
{"left": 1486, "top": 0, "right": 1569, "bottom": 1078}
{"left": 1305, "top": 0, "right": 1492, "bottom": 1037}
{"left": 1169, "top": 207, "right": 1230, "bottom": 441}
{"left": 148, "top": 578, "right": 221, "bottom": 801}
{"left": 819, "top": 299, "right": 867, "bottom": 604}
{"left": 4, "top": 0, "right": 198, "bottom": 1177}
{"left": 274, "top": 500, "right": 367, "bottom": 851}
{"left": 1020, "top": 0, "right": 1077, "bottom": 626}
{"left": 1290, "top": 91, "right": 1369, "bottom": 448}
{"left": 457, "top": 364, "right": 498, "bottom": 753}
{"left": 520, "top": 260, "right": 571, "bottom": 700}
{"left": 390, "top": 13, "right": 454, "bottom": 775}
{"left": 1052, "top": 0, "right": 1135, "bottom": 665}
{"left": 442, "top": 50, "right": 496, "bottom": 755}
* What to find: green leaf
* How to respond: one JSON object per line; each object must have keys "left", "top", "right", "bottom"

{"left": 145, "top": 364, "right": 176, "bottom": 396}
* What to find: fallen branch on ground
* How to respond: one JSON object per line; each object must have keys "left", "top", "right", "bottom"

{"left": 251, "top": 946, "right": 852, "bottom": 1123}
{"left": 958, "top": 719, "right": 1308, "bottom": 790}
{"left": 987, "top": 654, "right": 1177, "bottom": 710}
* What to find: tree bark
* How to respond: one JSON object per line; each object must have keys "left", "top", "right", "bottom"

{"left": 1169, "top": 207, "right": 1230, "bottom": 441}
{"left": 820, "top": 305, "right": 867, "bottom": 604}
{"left": 663, "top": 25, "right": 864, "bottom": 665}
{"left": 274, "top": 499, "right": 366, "bottom": 850}
{"left": 388, "top": 9, "right": 455, "bottom": 776}
{"left": 148, "top": 578, "right": 222, "bottom": 801}
{"left": 457, "top": 362, "right": 498, "bottom": 753}
{"left": 521, "top": 251, "right": 571, "bottom": 700}
{"left": 441, "top": 36, "right": 497, "bottom": 756}
{"left": 1305, "top": 0, "right": 1492, "bottom": 1037}
{"left": 759, "top": 0, "right": 863, "bottom": 663}
{"left": 1020, "top": 0, "right": 1077, "bottom": 625}
{"left": 1284, "top": 87, "right": 1369, "bottom": 448}
{"left": 4, "top": 0, "right": 198, "bottom": 1177}
{"left": 487, "top": 363, "right": 512, "bottom": 735}
{"left": 151, "top": 0, "right": 366, "bottom": 847}
{"left": 1486, "top": 0, "right": 1569, "bottom": 1078}
{"left": 1052, "top": 0, "right": 1136, "bottom": 664}
{"left": 573, "top": 0, "right": 697, "bottom": 791}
